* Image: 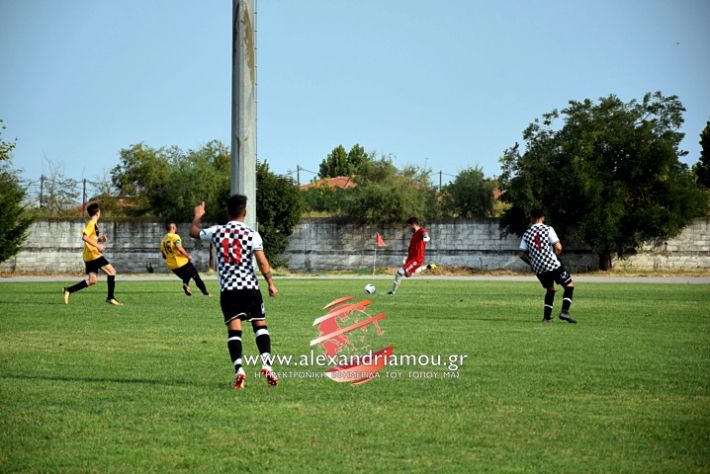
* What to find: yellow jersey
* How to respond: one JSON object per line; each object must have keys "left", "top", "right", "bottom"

{"left": 82, "top": 219, "right": 102, "bottom": 262}
{"left": 161, "top": 233, "right": 189, "bottom": 270}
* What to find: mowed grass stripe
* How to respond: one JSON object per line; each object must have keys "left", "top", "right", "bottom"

{"left": 1, "top": 280, "right": 708, "bottom": 473}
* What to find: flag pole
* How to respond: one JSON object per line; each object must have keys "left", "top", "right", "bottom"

{"left": 373, "top": 232, "right": 385, "bottom": 276}
{"left": 373, "top": 243, "right": 377, "bottom": 276}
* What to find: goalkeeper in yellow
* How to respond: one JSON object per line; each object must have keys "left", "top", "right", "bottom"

{"left": 63, "top": 202, "right": 122, "bottom": 305}
{"left": 161, "top": 222, "right": 210, "bottom": 296}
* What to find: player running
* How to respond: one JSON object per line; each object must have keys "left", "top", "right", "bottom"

{"left": 160, "top": 222, "right": 210, "bottom": 297}
{"left": 518, "top": 208, "right": 576, "bottom": 323}
{"left": 189, "top": 195, "right": 279, "bottom": 389}
{"left": 388, "top": 217, "right": 431, "bottom": 295}
{"left": 63, "top": 202, "right": 122, "bottom": 305}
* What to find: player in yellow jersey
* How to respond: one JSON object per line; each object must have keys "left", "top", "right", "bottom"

{"left": 63, "top": 203, "right": 122, "bottom": 305}
{"left": 161, "top": 222, "right": 210, "bottom": 296}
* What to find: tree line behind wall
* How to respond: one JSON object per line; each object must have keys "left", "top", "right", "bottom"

{"left": 1, "top": 92, "right": 708, "bottom": 269}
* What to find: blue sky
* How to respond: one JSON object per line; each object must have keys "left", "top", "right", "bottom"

{"left": 1, "top": 0, "right": 708, "bottom": 189}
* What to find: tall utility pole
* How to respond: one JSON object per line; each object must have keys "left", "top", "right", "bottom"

{"left": 232, "top": 0, "right": 257, "bottom": 228}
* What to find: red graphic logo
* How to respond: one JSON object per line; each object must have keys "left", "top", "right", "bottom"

{"left": 310, "top": 296, "right": 393, "bottom": 385}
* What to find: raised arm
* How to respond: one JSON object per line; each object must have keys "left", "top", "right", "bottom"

{"left": 189, "top": 202, "right": 206, "bottom": 239}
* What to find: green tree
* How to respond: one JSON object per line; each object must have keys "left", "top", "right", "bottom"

{"left": 500, "top": 92, "right": 706, "bottom": 270}
{"left": 256, "top": 161, "right": 302, "bottom": 265}
{"left": 0, "top": 120, "right": 33, "bottom": 264}
{"left": 305, "top": 154, "right": 438, "bottom": 223}
{"left": 152, "top": 141, "right": 231, "bottom": 222}
{"left": 0, "top": 119, "right": 16, "bottom": 162}
{"left": 110, "top": 141, "right": 303, "bottom": 264}
{"left": 110, "top": 141, "right": 230, "bottom": 221}
{"left": 86, "top": 172, "right": 126, "bottom": 217}
{"left": 345, "top": 156, "right": 435, "bottom": 224}
{"left": 347, "top": 144, "right": 370, "bottom": 171}
{"left": 301, "top": 182, "right": 352, "bottom": 216}
{"left": 693, "top": 120, "right": 710, "bottom": 187}
{"left": 318, "top": 144, "right": 371, "bottom": 178}
{"left": 111, "top": 143, "right": 170, "bottom": 214}
{"left": 443, "top": 166, "right": 495, "bottom": 218}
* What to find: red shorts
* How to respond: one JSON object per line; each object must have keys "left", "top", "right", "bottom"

{"left": 402, "top": 259, "right": 422, "bottom": 277}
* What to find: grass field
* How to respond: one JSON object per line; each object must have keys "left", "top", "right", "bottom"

{"left": 1, "top": 278, "right": 709, "bottom": 473}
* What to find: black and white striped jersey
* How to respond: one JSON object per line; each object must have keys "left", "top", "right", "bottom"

{"left": 520, "top": 223, "right": 561, "bottom": 274}
{"left": 199, "top": 221, "right": 263, "bottom": 292}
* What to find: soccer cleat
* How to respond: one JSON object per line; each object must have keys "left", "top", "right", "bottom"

{"left": 63, "top": 288, "right": 70, "bottom": 305}
{"left": 234, "top": 372, "right": 246, "bottom": 390}
{"left": 106, "top": 298, "right": 123, "bottom": 306}
{"left": 261, "top": 368, "right": 279, "bottom": 386}
{"left": 387, "top": 291, "right": 395, "bottom": 296}
{"left": 541, "top": 316, "right": 552, "bottom": 323}
{"left": 202, "top": 292, "right": 211, "bottom": 297}
{"left": 183, "top": 284, "right": 192, "bottom": 296}
{"left": 426, "top": 263, "right": 438, "bottom": 270}
{"left": 559, "top": 312, "right": 577, "bottom": 324}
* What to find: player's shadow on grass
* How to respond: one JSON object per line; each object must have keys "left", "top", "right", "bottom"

{"left": 451, "top": 315, "right": 536, "bottom": 324}
{"left": 4, "top": 373, "right": 209, "bottom": 388}
{"left": 0, "top": 289, "right": 185, "bottom": 296}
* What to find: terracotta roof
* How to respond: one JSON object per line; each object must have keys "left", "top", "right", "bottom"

{"left": 300, "top": 176, "right": 357, "bottom": 190}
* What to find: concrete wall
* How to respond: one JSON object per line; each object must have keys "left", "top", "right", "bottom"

{"left": 1, "top": 218, "right": 708, "bottom": 274}
{"left": 0, "top": 221, "right": 211, "bottom": 275}
{"left": 614, "top": 217, "right": 710, "bottom": 271}
{"left": 283, "top": 219, "right": 599, "bottom": 273}
{"left": 282, "top": 217, "right": 710, "bottom": 272}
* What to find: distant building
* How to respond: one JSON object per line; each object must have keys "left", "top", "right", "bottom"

{"left": 300, "top": 176, "right": 356, "bottom": 191}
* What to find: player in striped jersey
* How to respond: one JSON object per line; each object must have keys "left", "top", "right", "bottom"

{"left": 519, "top": 208, "right": 576, "bottom": 323}
{"left": 190, "top": 195, "right": 279, "bottom": 389}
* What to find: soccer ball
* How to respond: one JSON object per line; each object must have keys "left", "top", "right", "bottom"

{"left": 364, "top": 283, "right": 376, "bottom": 295}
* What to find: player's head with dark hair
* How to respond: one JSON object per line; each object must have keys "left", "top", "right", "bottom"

{"left": 530, "top": 208, "right": 545, "bottom": 220}
{"left": 87, "top": 203, "right": 100, "bottom": 217}
{"left": 165, "top": 222, "right": 176, "bottom": 231}
{"left": 406, "top": 217, "right": 419, "bottom": 226}
{"left": 227, "top": 194, "right": 247, "bottom": 219}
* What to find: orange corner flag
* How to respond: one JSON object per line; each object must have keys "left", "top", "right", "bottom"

{"left": 375, "top": 232, "right": 385, "bottom": 247}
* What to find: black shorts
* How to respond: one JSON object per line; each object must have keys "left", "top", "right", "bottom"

{"left": 85, "top": 256, "right": 110, "bottom": 274}
{"left": 220, "top": 289, "right": 265, "bottom": 324}
{"left": 172, "top": 262, "right": 198, "bottom": 281}
{"left": 537, "top": 266, "right": 573, "bottom": 288}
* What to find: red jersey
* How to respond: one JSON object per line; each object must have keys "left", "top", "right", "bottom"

{"left": 407, "top": 227, "right": 429, "bottom": 262}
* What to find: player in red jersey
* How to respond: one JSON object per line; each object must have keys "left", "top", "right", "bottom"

{"left": 388, "top": 217, "right": 431, "bottom": 295}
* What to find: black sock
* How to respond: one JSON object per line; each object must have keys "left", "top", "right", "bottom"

{"left": 193, "top": 275, "right": 209, "bottom": 295}
{"left": 562, "top": 286, "right": 574, "bottom": 313}
{"left": 107, "top": 275, "right": 116, "bottom": 300}
{"left": 66, "top": 280, "right": 88, "bottom": 294}
{"left": 227, "top": 330, "right": 243, "bottom": 373}
{"left": 544, "top": 289, "right": 555, "bottom": 318}
{"left": 253, "top": 323, "right": 272, "bottom": 367}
